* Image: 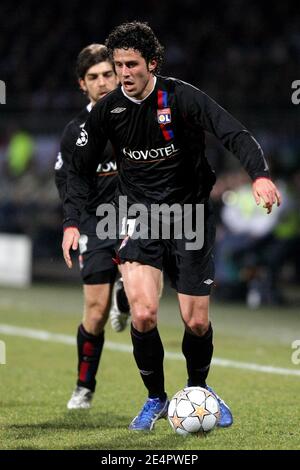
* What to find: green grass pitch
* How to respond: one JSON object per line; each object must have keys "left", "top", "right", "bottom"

{"left": 0, "top": 284, "right": 299, "bottom": 450}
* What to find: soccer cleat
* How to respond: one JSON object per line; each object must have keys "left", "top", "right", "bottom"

{"left": 129, "top": 397, "right": 169, "bottom": 431}
{"left": 205, "top": 385, "right": 233, "bottom": 427}
{"left": 110, "top": 278, "right": 130, "bottom": 332}
{"left": 67, "top": 386, "right": 94, "bottom": 410}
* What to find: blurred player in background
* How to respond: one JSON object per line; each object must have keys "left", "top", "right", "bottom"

{"left": 62, "top": 23, "right": 281, "bottom": 430}
{"left": 55, "top": 44, "right": 130, "bottom": 409}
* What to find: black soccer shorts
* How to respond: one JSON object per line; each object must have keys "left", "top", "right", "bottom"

{"left": 117, "top": 202, "right": 216, "bottom": 296}
{"left": 78, "top": 214, "right": 118, "bottom": 285}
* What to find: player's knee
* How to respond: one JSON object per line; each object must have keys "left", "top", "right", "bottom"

{"left": 131, "top": 302, "right": 158, "bottom": 331}
{"left": 83, "top": 301, "right": 108, "bottom": 335}
{"left": 84, "top": 298, "right": 108, "bottom": 322}
{"left": 182, "top": 298, "right": 210, "bottom": 336}
{"left": 185, "top": 317, "right": 210, "bottom": 336}
{"left": 188, "top": 321, "right": 210, "bottom": 336}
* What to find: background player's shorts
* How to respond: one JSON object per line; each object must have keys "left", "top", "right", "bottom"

{"left": 117, "top": 202, "right": 216, "bottom": 296}
{"left": 78, "top": 214, "right": 118, "bottom": 285}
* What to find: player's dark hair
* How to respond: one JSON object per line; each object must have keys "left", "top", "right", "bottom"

{"left": 76, "top": 44, "right": 113, "bottom": 79}
{"left": 105, "top": 21, "right": 164, "bottom": 73}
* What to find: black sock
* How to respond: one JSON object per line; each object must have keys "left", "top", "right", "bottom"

{"left": 131, "top": 324, "right": 166, "bottom": 400}
{"left": 76, "top": 324, "right": 104, "bottom": 392}
{"left": 182, "top": 323, "right": 213, "bottom": 387}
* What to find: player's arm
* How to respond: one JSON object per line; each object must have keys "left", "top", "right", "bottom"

{"left": 55, "top": 122, "right": 82, "bottom": 268}
{"left": 178, "top": 83, "right": 281, "bottom": 213}
{"left": 62, "top": 105, "right": 108, "bottom": 267}
{"left": 54, "top": 121, "right": 78, "bottom": 201}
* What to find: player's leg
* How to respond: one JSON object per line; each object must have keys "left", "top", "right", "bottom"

{"left": 177, "top": 292, "right": 233, "bottom": 427}
{"left": 166, "top": 205, "right": 214, "bottom": 391}
{"left": 82, "top": 283, "right": 112, "bottom": 334}
{"left": 158, "top": 271, "right": 164, "bottom": 299}
{"left": 170, "top": 202, "right": 233, "bottom": 427}
{"left": 178, "top": 293, "right": 212, "bottom": 387}
{"left": 122, "top": 261, "right": 163, "bottom": 384}
{"left": 121, "top": 261, "right": 168, "bottom": 430}
{"left": 111, "top": 270, "right": 163, "bottom": 333}
{"left": 67, "top": 280, "right": 113, "bottom": 410}
{"left": 67, "top": 230, "right": 117, "bottom": 409}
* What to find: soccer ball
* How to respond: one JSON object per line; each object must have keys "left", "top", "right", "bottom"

{"left": 168, "top": 387, "right": 220, "bottom": 436}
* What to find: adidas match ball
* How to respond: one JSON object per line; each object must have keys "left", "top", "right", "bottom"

{"left": 168, "top": 387, "right": 220, "bottom": 436}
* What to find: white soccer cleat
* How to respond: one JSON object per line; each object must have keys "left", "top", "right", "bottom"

{"left": 110, "top": 278, "right": 130, "bottom": 332}
{"left": 67, "top": 386, "right": 94, "bottom": 410}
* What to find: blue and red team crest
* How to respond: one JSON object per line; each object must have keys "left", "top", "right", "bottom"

{"left": 157, "top": 108, "right": 172, "bottom": 124}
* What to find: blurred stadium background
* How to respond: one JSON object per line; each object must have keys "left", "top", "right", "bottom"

{"left": 1, "top": 0, "right": 300, "bottom": 450}
{"left": 1, "top": 0, "right": 299, "bottom": 304}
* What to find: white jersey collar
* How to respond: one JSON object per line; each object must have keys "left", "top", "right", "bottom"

{"left": 121, "top": 76, "right": 157, "bottom": 104}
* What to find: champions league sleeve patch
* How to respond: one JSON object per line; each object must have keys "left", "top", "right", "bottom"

{"left": 54, "top": 152, "right": 63, "bottom": 170}
{"left": 76, "top": 128, "right": 88, "bottom": 146}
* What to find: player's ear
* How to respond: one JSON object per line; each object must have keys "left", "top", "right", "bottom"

{"left": 79, "top": 78, "right": 87, "bottom": 93}
{"left": 148, "top": 59, "right": 157, "bottom": 73}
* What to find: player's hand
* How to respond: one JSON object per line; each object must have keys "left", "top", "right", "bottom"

{"left": 62, "top": 227, "right": 80, "bottom": 268}
{"left": 252, "top": 177, "right": 281, "bottom": 214}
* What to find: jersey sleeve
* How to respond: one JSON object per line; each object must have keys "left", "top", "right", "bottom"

{"left": 63, "top": 104, "right": 108, "bottom": 229}
{"left": 54, "top": 121, "right": 78, "bottom": 202}
{"left": 176, "top": 81, "right": 270, "bottom": 181}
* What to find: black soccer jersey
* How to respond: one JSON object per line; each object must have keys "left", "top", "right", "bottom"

{"left": 55, "top": 104, "right": 118, "bottom": 219}
{"left": 64, "top": 76, "right": 270, "bottom": 229}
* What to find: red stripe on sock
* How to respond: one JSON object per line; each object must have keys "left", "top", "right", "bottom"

{"left": 79, "top": 362, "right": 89, "bottom": 382}
{"left": 83, "top": 341, "right": 94, "bottom": 356}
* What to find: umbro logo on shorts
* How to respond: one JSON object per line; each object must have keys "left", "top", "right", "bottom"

{"left": 204, "top": 279, "right": 214, "bottom": 285}
{"left": 139, "top": 369, "right": 154, "bottom": 376}
{"left": 110, "top": 107, "right": 126, "bottom": 114}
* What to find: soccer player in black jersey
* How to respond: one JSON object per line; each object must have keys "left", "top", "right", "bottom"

{"left": 55, "top": 44, "right": 130, "bottom": 409}
{"left": 62, "top": 23, "right": 281, "bottom": 429}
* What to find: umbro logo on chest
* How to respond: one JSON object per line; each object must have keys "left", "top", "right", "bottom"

{"left": 110, "top": 107, "right": 127, "bottom": 114}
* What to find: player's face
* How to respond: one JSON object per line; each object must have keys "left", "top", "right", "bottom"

{"left": 113, "top": 48, "right": 157, "bottom": 100}
{"left": 79, "top": 61, "right": 118, "bottom": 105}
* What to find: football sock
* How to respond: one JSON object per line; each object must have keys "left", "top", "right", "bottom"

{"left": 131, "top": 324, "right": 166, "bottom": 401}
{"left": 76, "top": 324, "right": 104, "bottom": 392}
{"left": 182, "top": 322, "right": 213, "bottom": 387}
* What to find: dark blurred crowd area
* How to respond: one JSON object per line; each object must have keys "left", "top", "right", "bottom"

{"left": 1, "top": 0, "right": 300, "bottom": 112}
{"left": 0, "top": 0, "right": 299, "bottom": 304}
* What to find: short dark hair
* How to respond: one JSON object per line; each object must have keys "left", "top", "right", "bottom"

{"left": 76, "top": 44, "right": 112, "bottom": 79}
{"left": 105, "top": 21, "right": 164, "bottom": 73}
